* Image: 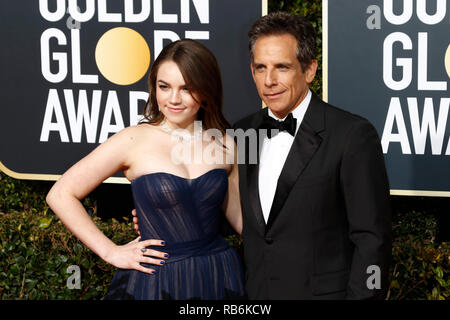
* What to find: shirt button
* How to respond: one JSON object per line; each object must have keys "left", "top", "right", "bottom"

{"left": 265, "top": 237, "right": 274, "bottom": 245}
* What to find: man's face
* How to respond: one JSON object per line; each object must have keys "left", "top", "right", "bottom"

{"left": 251, "top": 33, "right": 317, "bottom": 119}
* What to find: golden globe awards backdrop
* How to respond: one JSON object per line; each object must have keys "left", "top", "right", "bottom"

{"left": 0, "top": 0, "right": 265, "bottom": 182}
{"left": 324, "top": 0, "right": 450, "bottom": 196}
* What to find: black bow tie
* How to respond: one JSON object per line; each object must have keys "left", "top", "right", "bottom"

{"left": 259, "top": 112, "right": 297, "bottom": 138}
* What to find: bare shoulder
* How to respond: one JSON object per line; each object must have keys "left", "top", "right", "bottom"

{"left": 92, "top": 124, "right": 160, "bottom": 163}
{"left": 116, "top": 123, "right": 148, "bottom": 138}
{"left": 113, "top": 123, "right": 159, "bottom": 144}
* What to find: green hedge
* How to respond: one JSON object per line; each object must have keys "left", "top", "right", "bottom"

{"left": 0, "top": 211, "right": 125, "bottom": 299}
{"left": 388, "top": 211, "right": 449, "bottom": 300}
{"left": 1, "top": 171, "right": 448, "bottom": 300}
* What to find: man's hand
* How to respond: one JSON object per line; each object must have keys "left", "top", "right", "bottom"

{"left": 132, "top": 209, "right": 140, "bottom": 236}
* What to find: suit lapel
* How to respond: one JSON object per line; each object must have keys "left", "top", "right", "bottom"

{"left": 265, "top": 93, "right": 325, "bottom": 234}
{"left": 247, "top": 161, "right": 266, "bottom": 234}
{"left": 237, "top": 109, "right": 267, "bottom": 235}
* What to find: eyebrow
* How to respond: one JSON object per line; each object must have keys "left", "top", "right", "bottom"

{"left": 253, "top": 62, "right": 295, "bottom": 68}
{"left": 157, "top": 79, "right": 187, "bottom": 87}
{"left": 275, "top": 62, "right": 294, "bottom": 68}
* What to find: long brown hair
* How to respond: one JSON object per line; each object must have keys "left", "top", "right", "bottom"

{"left": 140, "top": 39, "right": 230, "bottom": 134}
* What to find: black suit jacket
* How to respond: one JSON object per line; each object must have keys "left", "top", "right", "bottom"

{"left": 233, "top": 92, "right": 392, "bottom": 300}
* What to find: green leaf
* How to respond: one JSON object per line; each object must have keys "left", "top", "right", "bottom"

{"left": 25, "top": 279, "right": 38, "bottom": 289}
{"left": 44, "top": 270, "right": 58, "bottom": 277}
{"left": 73, "top": 243, "right": 83, "bottom": 255}
{"left": 38, "top": 217, "right": 52, "bottom": 229}
{"left": 9, "top": 264, "right": 20, "bottom": 275}
{"left": 432, "top": 287, "right": 439, "bottom": 299}
{"left": 434, "top": 266, "right": 443, "bottom": 279}
{"left": 437, "top": 278, "right": 446, "bottom": 287}
{"left": 81, "top": 258, "right": 90, "bottom": 269}
{"left": 15, "top": 256, "right": 26, "bottom": 266}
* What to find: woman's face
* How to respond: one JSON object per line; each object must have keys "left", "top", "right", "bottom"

{"left": 156, "top": 60, "right": 201, "bottom": 128}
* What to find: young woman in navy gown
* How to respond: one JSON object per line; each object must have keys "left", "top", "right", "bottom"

{"left": 46, "top": 39, "right": 246, "bottom": 300}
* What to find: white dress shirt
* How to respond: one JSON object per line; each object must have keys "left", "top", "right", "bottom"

{"left": 258, "top": 89, "right": 312, "bottom": 223}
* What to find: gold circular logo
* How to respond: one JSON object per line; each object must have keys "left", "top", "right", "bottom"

{"left": 95, "top": 27, "right": 151, "bottom": 86}
{"left": 445, "top": 44, "right": 450, "bottom": 79}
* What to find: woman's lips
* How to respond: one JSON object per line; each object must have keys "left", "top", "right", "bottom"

{"left": 167, "top": 107, "right": 185, "bottom": 113}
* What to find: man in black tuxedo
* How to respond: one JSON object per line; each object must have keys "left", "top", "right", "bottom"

{"left": 232, "top": 12, "right": 391, "bottom": 299}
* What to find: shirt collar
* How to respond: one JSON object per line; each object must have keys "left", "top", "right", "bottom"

{"left": 267, "top": 89, "right": 312, "bottom": 135}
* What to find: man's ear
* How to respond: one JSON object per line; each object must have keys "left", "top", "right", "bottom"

{"left": 305, "top": 59, "right": 318, "bottom": 84}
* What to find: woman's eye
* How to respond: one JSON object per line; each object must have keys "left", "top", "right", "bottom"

{"left": 158, "top": 84, "right": 168, "bottom": 90}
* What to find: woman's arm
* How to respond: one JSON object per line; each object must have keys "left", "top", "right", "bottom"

{"left": 222, "top": 136, "right": 242, "bottom": 235}
{"left": 46, "top": 126, "right": 167, "bottom": 274}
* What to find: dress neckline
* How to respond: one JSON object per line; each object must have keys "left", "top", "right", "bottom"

{"left": 130, "top": 168, "right": 227, "bottom": 183}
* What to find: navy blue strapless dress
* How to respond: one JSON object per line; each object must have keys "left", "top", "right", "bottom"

{"left": 104, "top": 168, "right": 246, "bottom": 300}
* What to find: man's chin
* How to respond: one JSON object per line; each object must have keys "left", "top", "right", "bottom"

{"left": 265, "top": 103, "right": 290, "bottom": 116}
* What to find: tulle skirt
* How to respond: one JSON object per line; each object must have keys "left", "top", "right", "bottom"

{"left": 104, "top": 238, "right": 246, "bottom": 300}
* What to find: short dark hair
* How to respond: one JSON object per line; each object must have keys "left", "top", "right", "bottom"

{"left": 248, "top": 11, "right": 317, "bottom": 72}
{"left": 141, "top": 39, "right": 230, "bottom": 134}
